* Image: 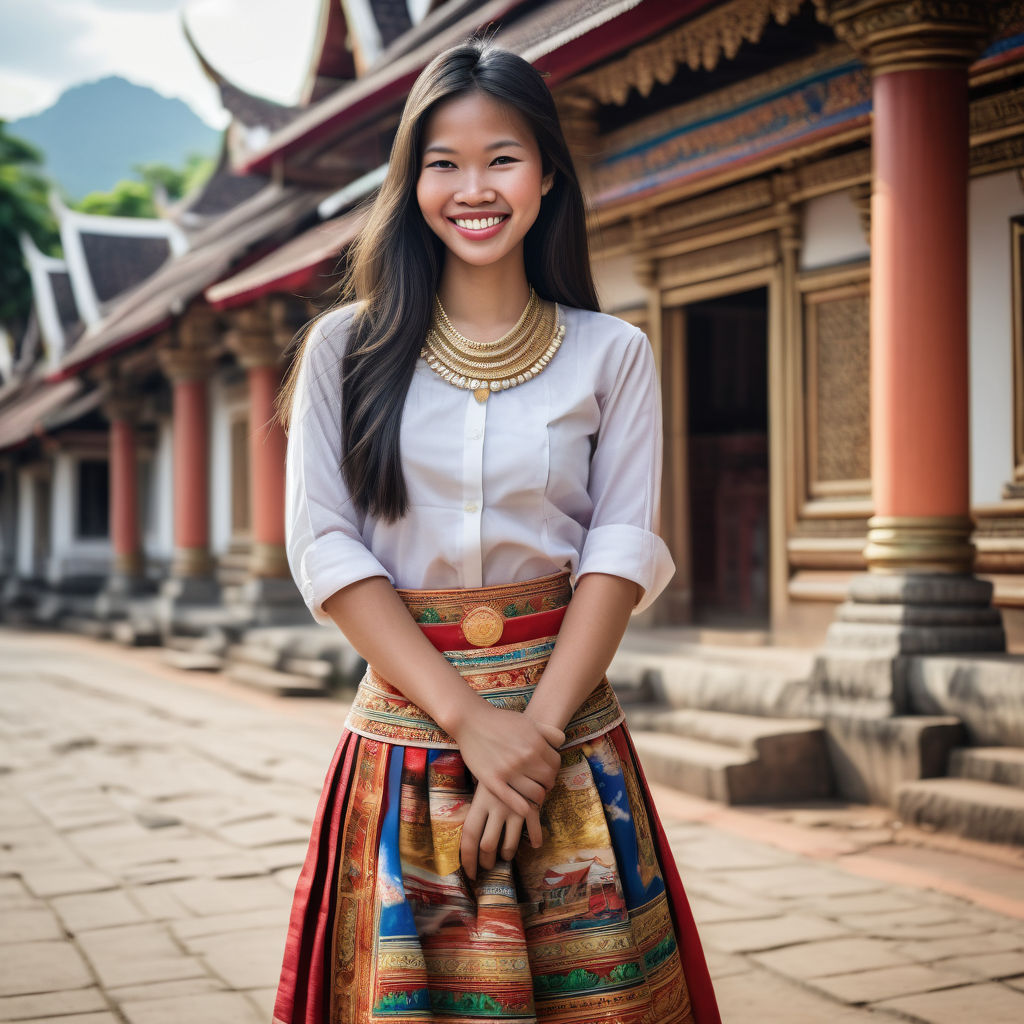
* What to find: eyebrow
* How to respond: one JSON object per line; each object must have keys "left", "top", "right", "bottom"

{"left": 423, "top": 139, "right": 526, "bottom": 155}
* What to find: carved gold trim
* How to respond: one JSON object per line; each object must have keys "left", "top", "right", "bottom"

{"left": 864, "top": 515, "right": 975, "bottom": 573}
{"left": 660, "top": 233, "right": 778, "bottom": 290}
{"left": 575, "top": 0, "right": 814, "bottom": 106}
{"left": 825, "top": 0, "right": 995, "bottom": 74}
{"left": 172, "top": 546, "right": 214, "bottom": 579}
{"left": 251, "top": 542, "right": 291, "bottom": 579}
{"left": 972, "top": 84, "right": 1024, "bottom": 146}
{"left": 793, "top": 149, "right": 871, "bottom": 200}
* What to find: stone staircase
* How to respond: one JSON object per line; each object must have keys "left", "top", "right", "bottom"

{"left": 896, "top": 747, "right": 1024, "bottom": 845}
{"left": 610, "top": 630, "right": 833, "bottom": 804}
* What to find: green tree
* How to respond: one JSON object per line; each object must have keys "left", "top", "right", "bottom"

{"left": 0, "top": 120, "right": 59, "bottom": 330}
{"left": 74, "top": 153, "right": 215, "bottom": 218}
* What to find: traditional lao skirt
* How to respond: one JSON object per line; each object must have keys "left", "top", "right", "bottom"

{"left": 273, "top": 572, "right": 720, "bottom": 1024}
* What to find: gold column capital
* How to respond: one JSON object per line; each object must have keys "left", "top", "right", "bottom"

{"left": 158, "top": 345, "right": 212, "bottom": 383}
{"left": 823, "top": 0, "right": 997, "bottom": 74}
{"left": 224, "top": 325, "right": 280, "bottom": 370}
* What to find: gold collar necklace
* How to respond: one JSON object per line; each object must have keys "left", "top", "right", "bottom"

{"left": 421, "top": 286, "right": 566, "bottom": 403}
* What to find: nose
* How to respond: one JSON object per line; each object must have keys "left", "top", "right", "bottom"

{"left": 453, "top": 170, "right": 495, "bottom": 205}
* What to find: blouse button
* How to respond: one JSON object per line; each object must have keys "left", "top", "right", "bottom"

{"left": 464, "top": 502, "right": 479, "bottom": 514}
{"left": 467, "top": 427, "right": 483, "bottom": 440}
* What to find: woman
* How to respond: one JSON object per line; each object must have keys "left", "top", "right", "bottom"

{"left": 273, "top": 37, "right": 720, "bottom": 1024}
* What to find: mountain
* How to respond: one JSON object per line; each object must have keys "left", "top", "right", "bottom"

{"left": 9, "top": 77, "right": 220, "bottom": 201}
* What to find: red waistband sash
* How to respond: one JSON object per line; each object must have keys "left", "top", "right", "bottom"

{"left": 343, "top": 570, "right": 625, "bottom": 749}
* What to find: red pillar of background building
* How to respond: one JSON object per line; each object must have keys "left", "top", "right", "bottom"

{"left": 158, "top": 346, "right": 214, "bottom": 580}
{"left": 103, "top": 394, "right": 143, "bottom": 585}
{"left": 226, "top": 310, "right": 290, "bottom": 579}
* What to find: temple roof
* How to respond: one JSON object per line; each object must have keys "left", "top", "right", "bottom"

{"left": 236, "top": 0, "right": 699, "bottom": 176}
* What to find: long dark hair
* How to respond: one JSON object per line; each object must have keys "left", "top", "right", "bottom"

{"left": 279, "top": 37, "right": 599, "bottom": 521}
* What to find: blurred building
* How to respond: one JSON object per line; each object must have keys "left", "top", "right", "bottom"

{"left": 2, "top": 0, "right": 1023, "bottom": 840}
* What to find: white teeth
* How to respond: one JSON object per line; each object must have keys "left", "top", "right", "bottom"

{"left": 453, "top": 215, "right": 505, "bottom": 230}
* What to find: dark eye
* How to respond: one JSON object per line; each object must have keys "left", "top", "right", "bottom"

{"left": 492, "top": 155, "right": 518, "bottom": 165}
{"left": 427, "top": 159, "right": 455, "bottom": 168}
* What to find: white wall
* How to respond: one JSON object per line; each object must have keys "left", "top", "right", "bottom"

{"left": 800, "top": 191, "right": 870, "bottom": 271}
{"left": 49, "top": 453, "right": 75, "bottom": 582}
{"left": 16, "top": 469, "right": 34, "bottom": 576}
{"left": 149, "top": 417, "right": 174, "bottom": 561}
{"left": 209, "top": 375, "right": 247, "bottom": 557}
{"left": 592, "top": 251, "right": 647, "bottom": 312}
{"left": 969, "top": 170, "right": 1024, "bottom": 505}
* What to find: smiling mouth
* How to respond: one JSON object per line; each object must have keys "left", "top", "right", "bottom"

{"left": 448, "top": 214, "right": 509, "bottom": 230}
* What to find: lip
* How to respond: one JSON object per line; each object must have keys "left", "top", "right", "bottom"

{"left": 447, "top": 214, "right": 509, "bottom": 240}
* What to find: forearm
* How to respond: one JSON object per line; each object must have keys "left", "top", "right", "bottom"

{"left": 524, "top": 572, "right": 637, "bottom": 733}
{"left": 321, "top": 575, "right": 483, "bottom": 736}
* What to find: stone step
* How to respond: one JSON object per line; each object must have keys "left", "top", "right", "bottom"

{"left": 111, "top": 617, "right": 161, "bottom": 646}
{"left": 895, "top": 777, "right": 1024, "bottom": 845}
{"left": 226, "top": 661, "right": 329, "bottom": 698}
{"left": 627, "top": 708, "right": 832, "bottom": 805}
{"left": 227, "top": 642, "right": 282, "bottom": 670}
{"left": 610, "top": 634, "right": 814, "bottom": 718}
{"left": 950, "top": 747, "right": 1024, "bottom": 790}
{"left": 162, "top": 649, "right": 224, "bottom": 672}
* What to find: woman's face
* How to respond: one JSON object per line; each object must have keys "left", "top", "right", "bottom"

{"left": 416, "top": 90, "right": 553, "bottom": 274}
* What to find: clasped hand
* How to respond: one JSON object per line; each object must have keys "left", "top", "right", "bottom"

{"left": 452, "top": 703, "right": 564, "bottom": 880}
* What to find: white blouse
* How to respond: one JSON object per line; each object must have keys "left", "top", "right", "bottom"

{"left": 285, "top": 301, "right": 675, "bottom": 625}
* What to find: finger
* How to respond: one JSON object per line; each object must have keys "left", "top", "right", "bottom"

{"left": 501, "top": 815, "right": 524, "bottom": 861}
{"left": 478, "top": 808, "right": 504, "bottom": 874}
{"left": 524, "top": 806, "right": 543, "bottom": 848}
{"left": 536, "top": 722, "right": 566, "bottom": 749}
{"left": 494, "top": 780, "right": 532, "bottom": 818}
{"left": 460, "top": 797, "right": 487, "bottom": 881}
{"left": 511, "top": 777, "right": 547, "bottom": 806}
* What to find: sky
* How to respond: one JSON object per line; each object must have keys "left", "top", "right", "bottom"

{"left": 0, "top": 0, "right": 323, "bottom": 128}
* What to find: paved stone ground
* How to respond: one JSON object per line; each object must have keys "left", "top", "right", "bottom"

{"left": 1, "top": 628, "right": 1023, "bottom": 1024}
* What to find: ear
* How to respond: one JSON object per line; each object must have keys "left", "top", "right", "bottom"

{"left": 541, "top": 171, "right": 555, "bottom": 196}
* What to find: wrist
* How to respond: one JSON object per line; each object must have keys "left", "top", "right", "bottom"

{"left": 439, "top": 687, "right": 490, "bottom": 740}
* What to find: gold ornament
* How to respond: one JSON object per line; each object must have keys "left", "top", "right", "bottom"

{"left": 420, "top": 286, "right": 566, "bottom": 403}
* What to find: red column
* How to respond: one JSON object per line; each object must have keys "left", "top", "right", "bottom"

{"left": 825, "top": 0, "right": 992, "bottom": 574}
{"left": 248, "top": 362, "right": 288, "bottom": 575}
{"left": 105, "top": 396, "right": 143, "bottom": 579}
{"left": 158, "top": 347, "right": 214, "bottom": 578}
{"left": 226, "top": 313, "right": 290, "bottom": 579}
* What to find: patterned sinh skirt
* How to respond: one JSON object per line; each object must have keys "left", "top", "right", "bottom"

{"left": 272, "top": 572, "right": 720, "bottom": 1024}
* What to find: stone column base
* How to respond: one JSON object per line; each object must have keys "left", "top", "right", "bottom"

{"left": 234, "top": 576, "right": 310, "bottom": 627}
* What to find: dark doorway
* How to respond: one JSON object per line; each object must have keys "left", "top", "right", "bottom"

{"left": 686, "top": 288, "right": 769, "bottom": 625}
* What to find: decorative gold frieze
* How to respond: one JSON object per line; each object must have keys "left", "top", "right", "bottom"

{"left": 578, "top": 0, "right": 815, "bottom": 105}
{"left": 638, "top": 180, "right": 775, "bottom": 238}
{"left": 824, "top": 0, "right": 996, "bottom": 74}
{"left": 794, "top": 148, "right": 871, "bottom": 198}
{"left": 970, "top": 133, "right": 1024, "bottom": 176}
{"left": 157, "top": 345, "right": 211, "bottom": 382}
{"left": 659, "top": 233, "right": 777, "bottom": 288}
{"left": 971, "top": 83, "right": 1024, "bottom": 145}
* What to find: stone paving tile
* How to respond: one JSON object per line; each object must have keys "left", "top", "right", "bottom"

{"left": 106, "top": 977, "right": 227, "bottom": 1003}
{"left": 804, "top": 962, "right": 976, "bottom": 1004}
{"left": 0, "top": 987, "right": 107, "bottom": 1021}
{"left": 0, "top": 906, "right": 64, "bottom": 944}
{"left": 184, "top": 927, "right": 287, "bottom": 989}
{"left": 894, "top": 930, "right": 1024, "bottom": 963}
{"left": 752, "top": 937, "right": 913, "bottom": 979}
{"left": 168, "top": 906, "right": 286, "bottom": 942}
{"left": 0, "top": 941, "right": 93, "bottom": 997}
{"left": 876, "top": 981, "right": 1024, "bottom": 1023}
{"left": 52, "top": 890, "right": 147, "bottom": 933}
{"left": 166, "top": 876, "right": 290, "bottom": 916}
{"left": 215, "top": 814, "right": 313, "bottom": 848}
{"left": 75, "top": 924, "right": 207, "bottom": 989}
{"left": 707, "top": 863, "right": 884, "bottom": 900}
{"left": 697, "top": 913, "right": 850, "bottom": 953}
{"left": 19, "top": 868, "right": 118, "bottom": 900}
{"left": 13, "top": 1014, "right": 119, "bottom": 1024}
{"left": 668, "top": 832, "right": 802, "bottom": 871}
{"left": 713, "top": 966, "right": 883, "bottom": 1022}
{"left": 117, "top": 991, "right": 265, "bottom": 1024}
{"left": 931, "top": 951, "right": 1024, "bottom": 981}
{"left": 243, "top": 986, "right": 278, "bottom": 1018}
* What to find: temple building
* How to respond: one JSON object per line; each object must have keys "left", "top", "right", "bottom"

{"left": 3, "top": 0, "right": 1024, "bottom": 842}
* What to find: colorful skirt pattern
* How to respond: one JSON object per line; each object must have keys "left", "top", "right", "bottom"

{"left": 273, "top": 573, "right": 720, "bottom": 1024}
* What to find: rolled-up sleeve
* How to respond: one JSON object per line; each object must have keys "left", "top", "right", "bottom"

{"left": 285, "top": 307, "right": 393, "bottom": 625}
{"left": 577, "top": 328, "right": 675, "bottom": 614}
